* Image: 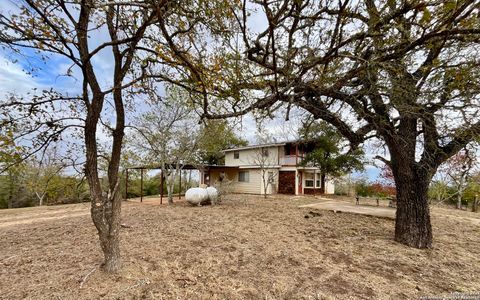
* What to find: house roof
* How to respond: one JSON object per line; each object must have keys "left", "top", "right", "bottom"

{"left": 223, "top": 139, "right": 306, "bottom": 152}
{"left": 126, "top": 164, "right": 230, "bottom": 171}
{"left": 223, "top": 142, "right": 286, "bottom": 152}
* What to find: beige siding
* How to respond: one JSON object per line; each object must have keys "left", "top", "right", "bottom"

{"left": 325, "top": 179, "right": 335, "bottom": 194}
{"left": 208, "top": 168, "right": 280, "bottom": 195}
{"left": 225, "top": 146, "right": 279, "bottom": 167}
{"left": 262, "top": 169, "right": 279, "bottom": 194}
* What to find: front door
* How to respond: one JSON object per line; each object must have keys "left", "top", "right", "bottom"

{"left": 278, "top": 171, "right": 295, "bottom": 194}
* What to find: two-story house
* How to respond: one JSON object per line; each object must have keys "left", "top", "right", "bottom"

{"left": 199, "top": 141, "right": 335, "bottom": 195}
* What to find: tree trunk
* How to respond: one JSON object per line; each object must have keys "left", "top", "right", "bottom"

{"left": 167, "top": 169, "right": 174, "bottom": 204}
{"left": 320, "top": 173, "right": 326, "bottom": 194}
{"left": 473, "top": 195, "right": 479, "bottom": 213}
{"left": 89, "top": 182, "right": 122, "bottom": 273}
{"left": 7, "top": 173, "right": 14, "bottom": 209}
{"left": 92, "top": 193, "right": 122, "bottom": 273}
{"left": 188, "top": 169, "right": 192, "bottom": 189}
{"left": 84, "top": 100, "right": 123, "bottom": 273}
{"left": 263, "top": 170, "right": 268, "bottom": 198}
{"left": 393, "top": 169, "right": 432, "bottom": 248}
{"left": 456, "top": 174, "right": 467, "bottom": 209}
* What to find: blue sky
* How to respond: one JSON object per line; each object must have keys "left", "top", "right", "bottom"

{"left": 0, "top": 1, "right": 382, "bottom": 182}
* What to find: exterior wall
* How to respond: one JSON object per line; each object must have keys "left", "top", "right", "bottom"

{"left": 206, "top": 167, "right": 334, "bottom": 195}
{"left": 207, "top": 168, "right": 239, "bottom": 187}
{"left": 325, "top": 179, "right": 335, "bottom": 194}
{"left": 225, "top": 146, "right": 279, "bottom": 167}
{"left": 260, "top": 169, "right": 279, "bottom": 195}
{"left": 207, "top": 168, "right": 279, "bottom": 195}
{"left": 303, "top": 188, "right": 320, "bottom": 195}
{"left": 301, "top": 170, "right": 336, "bottom": 195}
{"left": 208, "top": 168, "right": 260, "bottom": 194}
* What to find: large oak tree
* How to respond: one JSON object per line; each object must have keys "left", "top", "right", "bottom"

{"left": 196, "top": 0, "right": 480, "bottom": 248}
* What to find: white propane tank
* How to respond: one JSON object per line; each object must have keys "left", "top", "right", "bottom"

{"left": 205, "top": 186, "right": 218, "bottom": 205}
{"left": 185, "top": 187, "right": 209, "bottom": 206}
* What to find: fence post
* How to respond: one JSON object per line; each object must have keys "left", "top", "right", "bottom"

{"left": 140, "top": 169, "right": 143, "bottom": 203}
{"left": 473, "top": 194, "right": 479, "bottom": 213}
{"left": 160, "top": 172, "right": 164, "bottom": 204}
{"left": 125, "top": 169, "right": 128, "bottom": 201}
{"left": 179, "top": 170, "right": 182, "bottom": 200}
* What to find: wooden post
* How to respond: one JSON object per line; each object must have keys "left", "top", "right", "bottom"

{"left": 313, "top": 171, "right": 316, "bottom": 196}
{"left": 160, "top": 172, "right": 164, "bottom": 204}
{"left": 179, "top": 170, "right": 182, "bottom": 200}
{"left": 125, "top": 169, "right": 129, "bottom": 201}
{"left": 295, "top": 144, "right": 298, "bottom": 165}
{"left": 140, "top": 168, "right": 143, "bottom": 203}
{"left": 473, "top": 194, "right": 479, "bottom": 213}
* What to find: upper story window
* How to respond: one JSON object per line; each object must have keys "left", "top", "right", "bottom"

{"left": 285, "top": 144, "right": 292, "bottom": 155}
{"left": 233, "top": 150, "right": 240, "bottom": 159}
{"left": 262, "top": 148, "right": 269, "bottom": 157}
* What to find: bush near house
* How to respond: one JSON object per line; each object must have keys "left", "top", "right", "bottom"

{"left": 356, "top": 181, "right": 396, "bottom": 198}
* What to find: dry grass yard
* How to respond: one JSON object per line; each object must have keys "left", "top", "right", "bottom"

{"left": 1, "top": 194, "right": 479, "bottom": 299}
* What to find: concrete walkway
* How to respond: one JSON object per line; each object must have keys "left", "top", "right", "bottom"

{"left": 300, "top": 198, "right": 396, "bottom": 219}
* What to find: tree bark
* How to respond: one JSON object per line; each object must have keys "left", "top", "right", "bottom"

{"left": 456, "top": 172, "right": 467, "bottom": 209}
{"left": 92, "top": 192, "right": 122, "bottom": 273}
{"left": 320, "top": 173, "right": 326, "bottom": 194}
{"left": 84, "top": 96, "right": 123, "bottom": 273}
{"left": 393, "top": 167, "right": 433, "bottom": 249}
{"left": 166, "top": 169, "right": 175, "bottom": 204}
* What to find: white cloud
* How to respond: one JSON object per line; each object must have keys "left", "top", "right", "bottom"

{"left": 0, "top": 55, "right": 46, "bottom": 97}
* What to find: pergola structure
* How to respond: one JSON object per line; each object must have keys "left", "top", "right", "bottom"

{"left": 125, "top": 164, "right": 198, "bottom": 204}
{"left": 124, "top": 164, "right": 232, "bottom": 204}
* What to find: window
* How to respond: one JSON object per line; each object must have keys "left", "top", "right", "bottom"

{"left": 239, "top": 171, "right": 249, "bottom": 182}
{"left": 262, "top": 148, "right": 269, "bottom": 157}
{"left": 305, "top": 172, "right": 314, "bottom": 187}
{"left": 234, "top": 150, "right": 240, "bottom": 159}
{"left": 316, "top": 180, "right": 321, "bottom": 188}
{"left": 268, "top": 171, "right": 275, "bottom": 183}
{"left": 285, "top": 144, "right": 291, "bottom": 155}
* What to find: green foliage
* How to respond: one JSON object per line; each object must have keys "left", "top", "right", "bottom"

{"left": 0, "top": 127, "right": 24, "bottom": 173}
{"left": 463, "top": 181, "right": 480, "bottom": 203}
{"left": 0, "top": 170, "right": 88, "bottom": 209}
{"left": 124, "top": 172, "right": 198, "bottom": 198}
{"left": 299, "top": 120, "right": 364, "bottom": 179}
{"left": 197, "top": 119, "right": 247, "bottom": 165}
{"left": 355, "top": 178, "right": 371, "bottom": 197}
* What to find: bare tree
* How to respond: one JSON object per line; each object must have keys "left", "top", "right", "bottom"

{"left": 25, "top": 148, "right": 65, "bottom": 206}
{"left": 129, "top": 86, "right": 200, "bottom": 204}
{"left": 252, "top": 146, "right": 278, "bottom": 198}
{"left": 0, "top": 0, "right": 171, "bottom": 272}
{"left": 444, "top": 147, "right": 477, "bottom": 209}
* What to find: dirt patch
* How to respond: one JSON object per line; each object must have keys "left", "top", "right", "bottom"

{"left": 0, "top": 195, "right": 479, "bottom": 299}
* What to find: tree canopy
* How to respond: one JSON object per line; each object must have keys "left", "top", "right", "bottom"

{"left": 197, "top": 119, "right": 248, "bottom": 165}
{"left": 196, "top": 1, "right": 480, "bottom": 248}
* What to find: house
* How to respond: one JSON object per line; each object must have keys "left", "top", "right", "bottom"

{"left": 199, "top": 141, "right": 335, "bottom": 195}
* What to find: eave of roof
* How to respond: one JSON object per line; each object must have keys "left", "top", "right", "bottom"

{"left": 222, "top": 141, "right": 300, "bottom": 152}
